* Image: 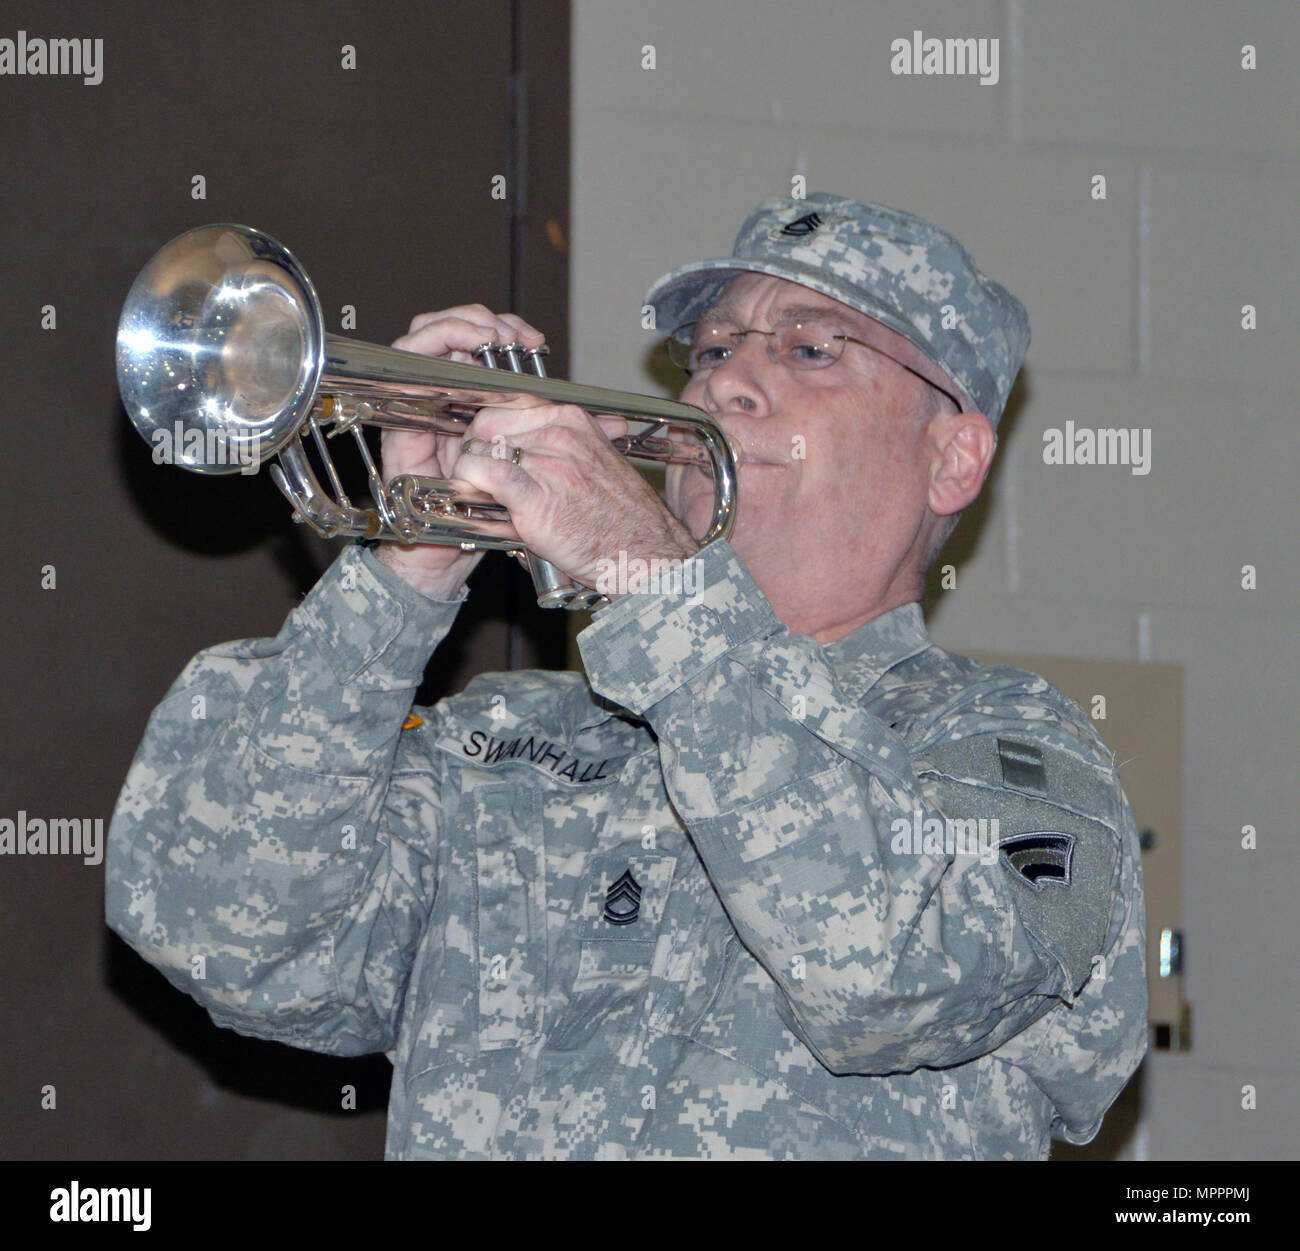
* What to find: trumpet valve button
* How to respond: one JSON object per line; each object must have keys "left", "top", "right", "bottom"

{"left": 522, "top": 345, "right": 550, "bottom": 377}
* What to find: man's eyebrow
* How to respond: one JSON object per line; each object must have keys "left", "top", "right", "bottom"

{"left": 771, "top": 304, "right": 855, "bottom": 325}
{"left": 697, "top": 300, "right": 741, "bottom": 325}
{"left": 698, "top": 301, "right": 855, "bottom": 326}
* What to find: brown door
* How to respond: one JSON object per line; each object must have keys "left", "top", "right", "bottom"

{"left": 0, "top": 0, "right": 568, "bottom": 1160}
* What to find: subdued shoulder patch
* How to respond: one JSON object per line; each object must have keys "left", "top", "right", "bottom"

{"left": 916, "top": 733, "right": 1122, "bottom": 995}
{"left": 1000, "top": 831, "right": 1074, "bottom": 887}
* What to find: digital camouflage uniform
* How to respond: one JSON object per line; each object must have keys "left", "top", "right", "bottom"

{"left": 107, "top": 194, "right": 1146, "bottom": 1157}
{"left": 106, "top": 540, "right": 1147, "bottom": 1159}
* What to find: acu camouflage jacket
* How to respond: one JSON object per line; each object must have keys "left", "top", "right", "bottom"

{"left": 107, "top": 540, "right": 1147, "bottom": 1159}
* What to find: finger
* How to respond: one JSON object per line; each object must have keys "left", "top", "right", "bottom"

{"left": 452, "top": 441, "right": 543, "bottom": 509}
{"left": 379, "top": 427, "right": 465, "bottom": 480}
{"left": 393, "top": 313, "right": 503, "bottom": 359}
{"left": 419, "top": 413, "right": 536, "bottom": 482}
{"left": 457, "top": 432, "right": 555, "bottom": 470}
{"left": 402, "top": 308, "right": 545, "bottom": 361}
{"left": 592, "top": 414, "right": 630, "bottom": 442}
{"left": 460, "top": 404, "right": 566, "bottom": 450}
{"left": 380, "top": 424, "right": 464, "bottom": 452}
{"left": 466, "top": 402, "right": 600, "bottom": 447}
{"left": 495, "top": 312, "right": 546, "bottom": 349}
{"left": 407, "top": 304, "right": 499, "bottom": 336}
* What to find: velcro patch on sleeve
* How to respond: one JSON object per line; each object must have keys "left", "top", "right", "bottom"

{"left": 916, "top": 734, "right": 1122, "bottom": 995}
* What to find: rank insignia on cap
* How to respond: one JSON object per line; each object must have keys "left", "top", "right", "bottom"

{"left": 1000, "top": 832, "right": 1075, "bottom": 888}
{"left": 602, "top": 869, "right": 643, "bottom": 925}
{"left": 778, "top": 211, "right": 824, "bottom": 238}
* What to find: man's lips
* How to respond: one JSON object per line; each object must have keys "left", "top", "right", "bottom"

{"left": 682, "top": 431, "right": 787, "bottom": 477}
{"left": 719, "top": 430, "right": 786, "bottom": 467}
{"left": 685, "top": 450, "right": 785, "bottom": 476}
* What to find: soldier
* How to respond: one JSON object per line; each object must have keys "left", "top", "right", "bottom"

{"left": 107, "top": 194, "right": 1147, "bottom": 1159}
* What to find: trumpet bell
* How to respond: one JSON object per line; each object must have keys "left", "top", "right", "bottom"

{"left": 117, "top": 224, "right": 326, "bottom": 475}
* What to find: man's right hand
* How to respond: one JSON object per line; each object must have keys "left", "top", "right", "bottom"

{"left": 374, "top": 305, "right": 546, "bottom": 600}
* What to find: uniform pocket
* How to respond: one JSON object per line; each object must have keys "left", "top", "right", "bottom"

{"left": 473, "top": 785, "right": 544, "bottom": 1051}
{"left": 548, "top": 849, "right": 676, "bottom": 1052}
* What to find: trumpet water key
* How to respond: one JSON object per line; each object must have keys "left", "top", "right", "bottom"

{"left": 116, "top": 224, "right": 736, "bottom": 610}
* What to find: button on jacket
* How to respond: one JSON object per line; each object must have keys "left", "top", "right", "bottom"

{"left": 106, "top": 540, "right": 1147, "bottom": 1159}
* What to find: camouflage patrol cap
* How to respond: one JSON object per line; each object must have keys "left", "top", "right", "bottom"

{"left": 645, "top": 193, "right": 1030, "bottom": 428}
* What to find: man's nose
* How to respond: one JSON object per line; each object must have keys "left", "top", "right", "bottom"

{"left": 696, "top": 336, "right": 771, "bottom": 415}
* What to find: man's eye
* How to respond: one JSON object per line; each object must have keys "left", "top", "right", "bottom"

{"left": 693, "top": 344, "right": 732, "bottom": 367}
{"left": 786, "top": 338, "right": 835, "bottom": 362}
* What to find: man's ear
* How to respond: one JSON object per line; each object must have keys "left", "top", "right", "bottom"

{"left": 928, "top": 412, "right": 995, "bottom": 516}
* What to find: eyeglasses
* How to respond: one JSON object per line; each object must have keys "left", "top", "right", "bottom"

{"left": 666, "top": 316, "right": 963, "bottom": 412}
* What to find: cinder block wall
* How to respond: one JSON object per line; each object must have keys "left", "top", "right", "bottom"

{"left": 571, "top": 0, "right": 1298, "bottom": 1160}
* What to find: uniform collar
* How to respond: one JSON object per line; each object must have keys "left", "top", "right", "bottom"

{"left": 564, "top": 599, "right": 932, "bottom": 734}
{"left": 822, "top": 599, "right": 933, "bottom": 701}
{"left": 563, "top": 679, "right": 648, "bottom": 745}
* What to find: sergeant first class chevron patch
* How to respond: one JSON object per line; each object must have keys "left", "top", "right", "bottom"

{"left": 602, "top": 869, "right": 642, "bottom": 925}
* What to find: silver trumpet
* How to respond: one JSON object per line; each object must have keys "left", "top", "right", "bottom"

{"left": 116, "top": 223, "right": 736, "bottom": 610}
